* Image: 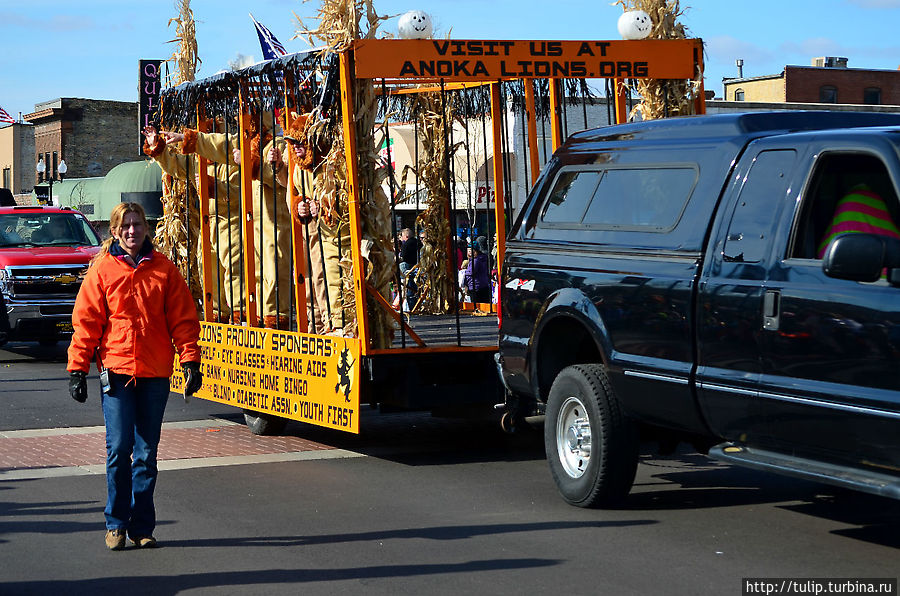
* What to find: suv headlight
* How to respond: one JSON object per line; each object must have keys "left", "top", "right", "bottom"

{"left": 0, "top": 268, "right": 9, "bottom": 297}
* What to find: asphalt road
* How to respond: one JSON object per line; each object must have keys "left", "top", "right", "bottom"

{"left": 1, "top": 341, "right": 899, "bottom": 595}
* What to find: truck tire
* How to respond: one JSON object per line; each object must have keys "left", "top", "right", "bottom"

{"left": 243, "top": 409, "right": 288, "bottom": 436}
{"left": 545, "top": 364, "right": 638, "bottom": 507}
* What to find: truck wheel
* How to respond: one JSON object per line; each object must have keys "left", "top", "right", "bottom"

{"left": 545, "top": 364, "right": 638, "bottom": 507}
{"left": 243, "top": 409, "right": 288, "bottom": 436}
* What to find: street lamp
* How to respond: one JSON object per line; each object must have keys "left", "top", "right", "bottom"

{"left": 36, "top": 158, "right": 67, "bottom": 205}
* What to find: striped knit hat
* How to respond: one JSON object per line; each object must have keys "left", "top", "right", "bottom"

{"left": 817, "top": 183, "right": 900, "bottom": 258}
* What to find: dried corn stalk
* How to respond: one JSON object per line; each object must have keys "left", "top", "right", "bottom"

{"left": 403, "top": 91, "right": 457, "bottom": 314}
{"left": 166, "top": 0, "right": 201, "bottom": 86}
{"left": 156, "top": 0, "right": 202, "bottom": 303}
{"left": 615, "top": 0, "right": 702, "bottom": 121}
{"left": 295, "top": 0, "right": 396, "bottom": 348}
{"left": 312, "top": 120, "right": 358, "bottom": 338}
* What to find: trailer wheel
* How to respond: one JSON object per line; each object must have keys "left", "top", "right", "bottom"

{"left": 544, "top": 364, "right": 638, "bottom": 507}
{"left": 243, "top": 409, "right": 288, "bottom": 436}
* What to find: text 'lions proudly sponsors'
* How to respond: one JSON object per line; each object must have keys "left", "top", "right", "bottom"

{"left": 354, "top": 39, "right": 701, "bottom": 82}
{"left": 172, "top": 323, "right": 360, "bottom": 433}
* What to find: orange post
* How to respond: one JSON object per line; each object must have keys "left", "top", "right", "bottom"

{"left": 693, "top": 46, "right": 707, "bottom": 115}
{"left": 523, "top": 80, "right": 541, "bottom": 186}
{"left": 283, "top": 78, "right": 310, "bottom": 333}
{"left": 195, "top": 109, "right": 215, "bottom": 322}
{"left": 489, "top": 83, "right": 506, "bottom": 275}
{"left": 614, "top": 77, "right": 628, "bottom": 124}
{"left": 340, "top": 49, "right": 370, "bottom": 353}
{"left": 548, "top": 78, "right": 564, "bottom": 152}
{"left": 237, "top": 87, "right": 259, "bottom": 328}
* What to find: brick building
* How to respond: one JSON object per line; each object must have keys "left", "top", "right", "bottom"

{"left": 24, "top": 98, "right": 138, "bottom": 191}
{"left": 0, "top": 123, "right": 36, "bottom": 197}
{"left": 723, "top": 58, "right": 900, "bottom": 105}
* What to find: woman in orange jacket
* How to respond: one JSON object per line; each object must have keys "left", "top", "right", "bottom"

{"left": 67, "top": 202, "right": 202, "bottom": 551}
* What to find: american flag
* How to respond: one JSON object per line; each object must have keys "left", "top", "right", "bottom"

{"left": 250, "top": 13, "right": 286, "bottom": 61}
{"left": 0, "top": 105, "right": 14, "bottom": 124}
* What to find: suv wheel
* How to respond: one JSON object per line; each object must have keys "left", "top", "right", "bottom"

{"left": 545, "top": 364, "right": 638, "bottom": 507}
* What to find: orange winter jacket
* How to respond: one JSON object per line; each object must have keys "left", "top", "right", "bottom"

{"left": 67, "top": 250, "right": 201, "bottom": 378}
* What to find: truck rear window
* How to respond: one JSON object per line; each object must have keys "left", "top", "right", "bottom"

{"left": 539, "top": 166, "right": 696, "bottom": 232}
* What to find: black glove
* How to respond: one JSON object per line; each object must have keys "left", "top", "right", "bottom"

{"left": 69, "top": 371, "right": 87, "bottom": 403}
{"left": 182, "top": 361, "right": 202, "bottom": 397}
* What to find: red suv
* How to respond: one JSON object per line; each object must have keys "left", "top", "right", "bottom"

{"left": 0, "top": 206, "right": 101, "bottom": 346}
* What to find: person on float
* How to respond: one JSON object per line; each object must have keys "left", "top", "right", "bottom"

{"left": 271, "top": 110, "right": 351, "bottom": 334}
{"left": 143, "top": 123, "right": 243, "bottom": 323}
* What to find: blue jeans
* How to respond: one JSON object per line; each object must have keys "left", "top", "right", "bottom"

{"left": 101, "top": 373, "right": 170, "bottom": 536}
{"left": 399, "top": 262, "right": 416, "bottom": 311}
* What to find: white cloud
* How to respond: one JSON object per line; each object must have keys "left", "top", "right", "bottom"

{"left": 704, "top": 35, "right": 780, "bottom": 79}
{"left": 705, "top": 36, "right": 777, "bottom": 64}
{"left": 778, "top": 37, "right": 845, "bottom": 58}
{"left": 779, "top": 37, "right": 900, "bottom": 69}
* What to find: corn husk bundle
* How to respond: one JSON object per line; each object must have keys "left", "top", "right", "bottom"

{"left": 399, "top": 91, "right": 458, "bottom": 314}
{"left": 156, "top": 0, "right": 202, "bottom": 302}
{"left": 165, "top": 0, "right": 201, "bottom": 87}
{"left": 614, "top": 0, "right": 702, "bottom": 121}
{"left": 295, "top": 0, "right": 396, "bottom": 348}
{"left": 311, "top": 119, "right": 359, "bottom": 338}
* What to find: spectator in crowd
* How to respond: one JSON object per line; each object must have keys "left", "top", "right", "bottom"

{"left": 399, "top": 228, "right": 420, "bottom": 274}
{"left": 399, "top": 228, "right": 421, "bottom": 311}
{"left": 462, "top": 236, "right": 491, "bottom": 304}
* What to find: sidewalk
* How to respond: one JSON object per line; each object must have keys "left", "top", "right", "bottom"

{"left": 0, "top": 418, "right": 360, "bottom": 479}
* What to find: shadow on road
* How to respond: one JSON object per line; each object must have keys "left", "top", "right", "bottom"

{"left": 214, "top": 409, "right": 548, "bottom": 467}
{"left": 618, "top": 451, "right": 900, "bottom": 549}
{"left": 781, "top": 491, "right": 900, "bottom": 549}
{"left": 0, "top": 342, "right": 68, "bottom": 364}
{"left": 0, "top": 559, "right": 561, "bottom": 596}
{"left": 157, "top": 519, "right": 657, "bottom": 548}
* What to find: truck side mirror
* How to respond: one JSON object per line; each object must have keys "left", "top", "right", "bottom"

{"left": 822, "top": 233, "right": 900, "bottom": 283}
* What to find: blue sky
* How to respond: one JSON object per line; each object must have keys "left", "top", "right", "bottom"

{"left": 2, "top": 0, "right": 900, "bottom": 120}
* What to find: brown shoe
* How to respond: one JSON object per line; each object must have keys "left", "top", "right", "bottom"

{"left": 105, "top": 529, "right": 126, "bottom": 551}
{"left": 263, "top": 315, "right": 290, "bottom": 330}
{"left": 130, "top": 535, "right": 158, "bottom": 548}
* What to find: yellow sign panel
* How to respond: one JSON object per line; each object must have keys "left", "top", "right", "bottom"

{"left": 172, "top": 323, "right": 361, "bottom": 433}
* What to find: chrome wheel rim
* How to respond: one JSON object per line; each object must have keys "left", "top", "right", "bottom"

{"left": 556, "top": 396, "right": 592, "bottom": 479}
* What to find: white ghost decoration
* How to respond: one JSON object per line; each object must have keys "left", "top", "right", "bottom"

{"left": 617, "top": 10, "right": 652, "bottom": 40}
{"left": 398, "top": 10, "right": 433, "bottom": 39}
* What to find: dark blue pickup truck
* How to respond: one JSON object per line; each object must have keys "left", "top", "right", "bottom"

{"left": 498, "top": 111, "right": 900, "bottom": 507}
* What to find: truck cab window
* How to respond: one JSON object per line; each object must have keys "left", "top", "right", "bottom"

{"left": 540, "top": 170, "right": 601, "bottom": 224}
{"left": 790, "top": 153, "right": 900, "bottom": 259}
{"left": 723, "top": 150, "right": 796, "bottom": 263}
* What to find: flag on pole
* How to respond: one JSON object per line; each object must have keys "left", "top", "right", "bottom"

{"left": 250, "top": 13, "right": 287, "bottom": 61}
{"left": 0, "top": 105, "right": 14, "bottom": 124}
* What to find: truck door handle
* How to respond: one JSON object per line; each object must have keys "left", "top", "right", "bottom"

{"left": 763, "top": 290, "right": 780, "bottom": 331}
